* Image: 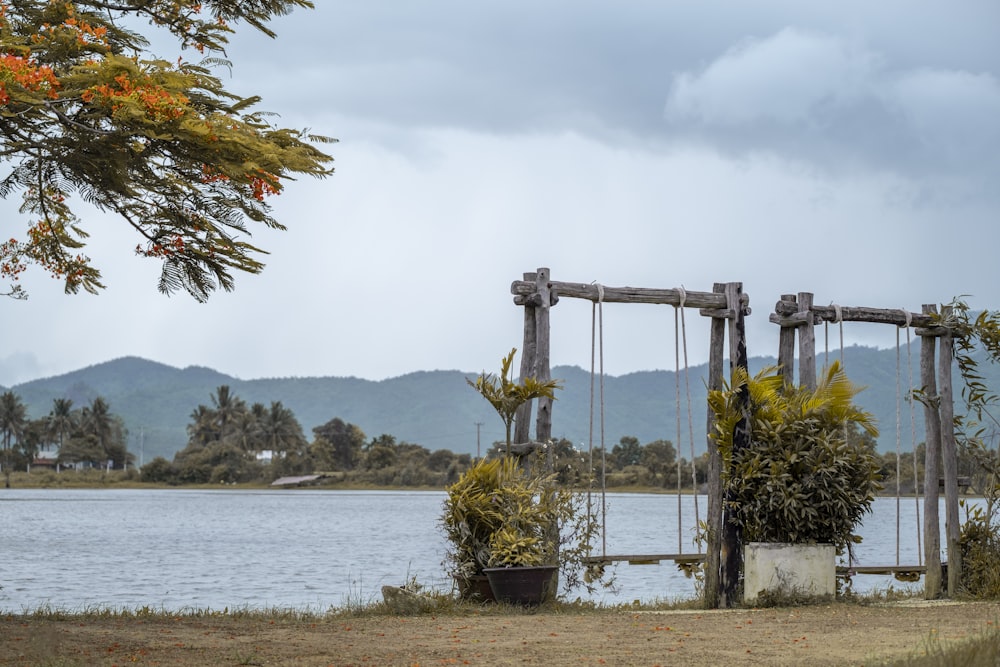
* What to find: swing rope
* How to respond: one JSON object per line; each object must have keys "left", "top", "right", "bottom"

{"left": 675, "top": 297, "right": 683, "bottom": 553}
{"left": 896, "top": 318, "right": 909, "bottom": 565}
{"left": 895, "top": 309, "right": 922, "bottom": 566}
{"left": 901, "top": 310, "right": 923, "bottom": 566}
{"left": 824, "top": 304, "right": 845, "bottom": 370}
{"left": 674, "top": 287, "right": 700, "bottom": 553}
{"left": 588, "top": 283, "right": 608, "bottom": 558}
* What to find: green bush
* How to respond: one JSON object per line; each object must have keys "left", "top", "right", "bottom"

{"left": 709, "top": 362, "right": 883, "bottom": 555}
{"left": 959, "top": 502, "right": 1000, "bottom": 598}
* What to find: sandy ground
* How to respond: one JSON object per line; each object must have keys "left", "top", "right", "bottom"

{"left": 2, "top": 600, "right": 999, "bottom": 666}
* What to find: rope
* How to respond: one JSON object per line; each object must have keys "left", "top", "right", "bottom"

{"left": 674, "top": 302, "right": 682, "bottom": 553}
{"left": 896, "top": 327, "right": 909, "bottom": 565}
{"left": 902, "top": 310, "right": 922, "bottom": 565}
{"left": 825, "top": 304, "right": 845, "bottom": 370}
{"left": 671, "top": 287, "right": 700, "bottom": 554}
{"left": 835, "top": 304, "right": 844, "bottom": 365}
{"left": 588, "top": 283, "right": 608, "bottom": 558}
{"left": 678, "top": 287, "right": 700, "bottom": 552}
{"left": 894, "top": 309, "right": 918, "bottom": 567}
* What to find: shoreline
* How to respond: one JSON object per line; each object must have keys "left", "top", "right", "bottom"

{"left": 2, "top": 470, "right": 944, "bottom": 498}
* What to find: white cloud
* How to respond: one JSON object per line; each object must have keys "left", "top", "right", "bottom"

{"left": 665, "top": 28, "right": 879, "bottom": 126}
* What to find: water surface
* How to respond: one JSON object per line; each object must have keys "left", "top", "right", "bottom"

{"left": 0, "top": 488, "right": 955, "bottom": 611}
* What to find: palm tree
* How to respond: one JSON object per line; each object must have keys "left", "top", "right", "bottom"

{"left": 77, "top": 397, "right": 118, "bottom": 468}
{"left": 467, "top": 349, "right": 562, "bottom": 457}
{"left": 186, "top": 404, "right": 219, "bottom": 447}
{"left": 0, "top": 391, "right": 28, "bottom": 487}
{"left": 47, "top": 398, "right": 77, "bottom": 469}
{"left": 259, "top": 401, "right": 306, "bottom": 458}
{"left": 211, "top": 385, "right": 247, "bottom": 442}
{"left": 230, "top": 405, "right": 263, "bottom": 452}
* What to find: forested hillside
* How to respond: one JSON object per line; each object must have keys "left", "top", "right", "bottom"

{"left": 6, "top": 346, "right": 997, "bottom": 462}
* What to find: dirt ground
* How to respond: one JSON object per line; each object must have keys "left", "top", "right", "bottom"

{"left": 2, "top": 600, "right": 999, "bottom": 667}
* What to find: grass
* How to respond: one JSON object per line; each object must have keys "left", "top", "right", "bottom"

{"left": 6, "top": 593, "right": 999, "bottom": 666}
{"left": 7, "top": 583, "right": 927, "bottom": 621}
{"left": 881, "top": 623, "right": 1000, "bottom": 666}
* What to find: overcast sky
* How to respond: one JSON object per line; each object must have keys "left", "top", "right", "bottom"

{"left": 2, "top": 1, "right": 999, "bottom": 386}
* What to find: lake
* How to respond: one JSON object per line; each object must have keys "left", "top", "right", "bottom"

{"left": 0, "top": 488, "right": 966, "bottom": 612}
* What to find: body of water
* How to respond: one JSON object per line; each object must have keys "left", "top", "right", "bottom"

{"left": 0, "top": 488, "right": 966, "bottom": 612}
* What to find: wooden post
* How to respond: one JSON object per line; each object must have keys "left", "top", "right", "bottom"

{"left": 776, "top": 294, "right": 797, "bottom": 389}
{"left": 938, "top": 308, "right": 961, "bottom": 595}
{"left": 514, "top": 272, "right": 538, "bottom": 447}
{"left": 703, "top": 283, "right": 726, "bottom": 609}
{"left": 533, "top": 268, "right": 554, "bottom": 443}
{"left": 720, "top": 282, "right": 750, "bottom": 608}
{"left": 797, "top": 292, "right": 817, "bottom": 390}
{"left": 920, "top": 304, "right": 943, "bottom": 599}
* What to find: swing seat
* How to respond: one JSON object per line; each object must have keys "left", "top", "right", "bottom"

{"left": 582, "top": 553, "right": 706, "bottom": 566}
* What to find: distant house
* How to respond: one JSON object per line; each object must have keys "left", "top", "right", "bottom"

{"left": 32, "top": 446, "right": 61, "bottom": 471}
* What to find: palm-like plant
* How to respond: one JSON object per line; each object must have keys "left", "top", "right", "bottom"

{"left": 187, "top": 404, "right": 219, "bottom": 447}
{"left": 211, "top": 385, "right": 248, "bottom": 442}
{"left": 467, "top": 348, "right": 561, "bottom": 456}
{"left": 47, "top": 398, "right": 77, "bottom": 458}
{"left": 709, "top": 361, "right": 882, "bottom": 555}
{"left": 259, "top": 401, "right": 306, "bottom": 457}
{"left": 0, "top": 391, "right": 28, "bottom": 487}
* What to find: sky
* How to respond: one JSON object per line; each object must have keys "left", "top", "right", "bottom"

{"left": 2, "top": 1, "right": 1000, "bottom": 386}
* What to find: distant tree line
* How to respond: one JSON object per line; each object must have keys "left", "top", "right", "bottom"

{"left": 139, "top": 385, "right": 474, "bottom": 486}
{"left": 3, "top": 384, "right": 992, "bottom": 495}
{"left": 0, "top": 390, "right": 133, "bottom": 487}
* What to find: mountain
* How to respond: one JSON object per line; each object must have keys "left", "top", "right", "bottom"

{"left": 9, "top": 346, "right": 992, "bottom": 463}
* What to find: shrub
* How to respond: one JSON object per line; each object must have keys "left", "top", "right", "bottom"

{"left": 708, "top": 362, "right": 883, "bottom": 556}
{"left": 959, "top": 502, "right": 1000, "bottom": 598}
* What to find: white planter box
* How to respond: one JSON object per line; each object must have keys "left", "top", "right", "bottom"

{"left": 743, "top": 542, "right": 835, "bottom": 605}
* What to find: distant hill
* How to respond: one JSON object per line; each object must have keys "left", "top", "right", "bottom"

{"left": 9, "top": 347, "right": 996, "bottom": 463}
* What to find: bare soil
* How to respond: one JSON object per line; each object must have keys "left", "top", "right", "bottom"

{"left": 2, "top": 600, "right": 999, "bottom": 666}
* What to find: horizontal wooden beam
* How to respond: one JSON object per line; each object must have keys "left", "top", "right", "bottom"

{"left": 771, "top": 301, "right": 938, "bottom": 328}
{"left": 511, "top": 280, "right": 750, "bottom": 310}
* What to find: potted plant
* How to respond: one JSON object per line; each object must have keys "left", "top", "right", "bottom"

{"left": 481, "top": 457, "right": 563, "bottom": 605}
{"left": 707, "top": 361, "right": 883, "bottom": 604}
{"left": 441, "top": 456, "right": 511, "bottom": 601}
{"left": 442, "top": 349, "right": 607, "bottom": 604}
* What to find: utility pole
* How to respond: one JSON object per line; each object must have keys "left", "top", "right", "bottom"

{"left": 475, "top": 422, "right": 483, "bottom": 460}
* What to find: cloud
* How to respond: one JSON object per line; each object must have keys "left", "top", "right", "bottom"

{"left": 665, "top": 28, "right": 879, "bottom": 127}
{"left": 662, "top": 27, "right": 1000, "bottom": 197}
{"left": 3, "top": 2, "right": 1000, "bottom": 389}
{"left": 887, "top": 68, "right": 1000, "bottom": 167}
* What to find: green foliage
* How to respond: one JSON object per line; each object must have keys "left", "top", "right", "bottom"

{"left": 935, "top": 299, "right": 1000, "bottom": 598}
{"left": 441, "top": 453, "right": 609, "bottom": 596}
{"left": 708, "top": 362, "right": 883, "bottom": 554}
{"left": 442, "top": 457, "right": 517, "bottom": 580}
{"left": 139, "top": 456, "right": 175, "bottom": 484}
{"left": 467, "top": 348, "right": 561, "bottom": 456}
{"left": 958, "top": 502, "right": 1000, "bottom": 598}
{"left": 0, "top": 1, "right": 333, "bottom": 300}
{"left": 311, "top": 417, "right": 366, "bottom": 471}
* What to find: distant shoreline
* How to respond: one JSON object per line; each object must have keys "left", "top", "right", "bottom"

{"left": 2, "top": 470, "right": 952, "bottom": 499}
